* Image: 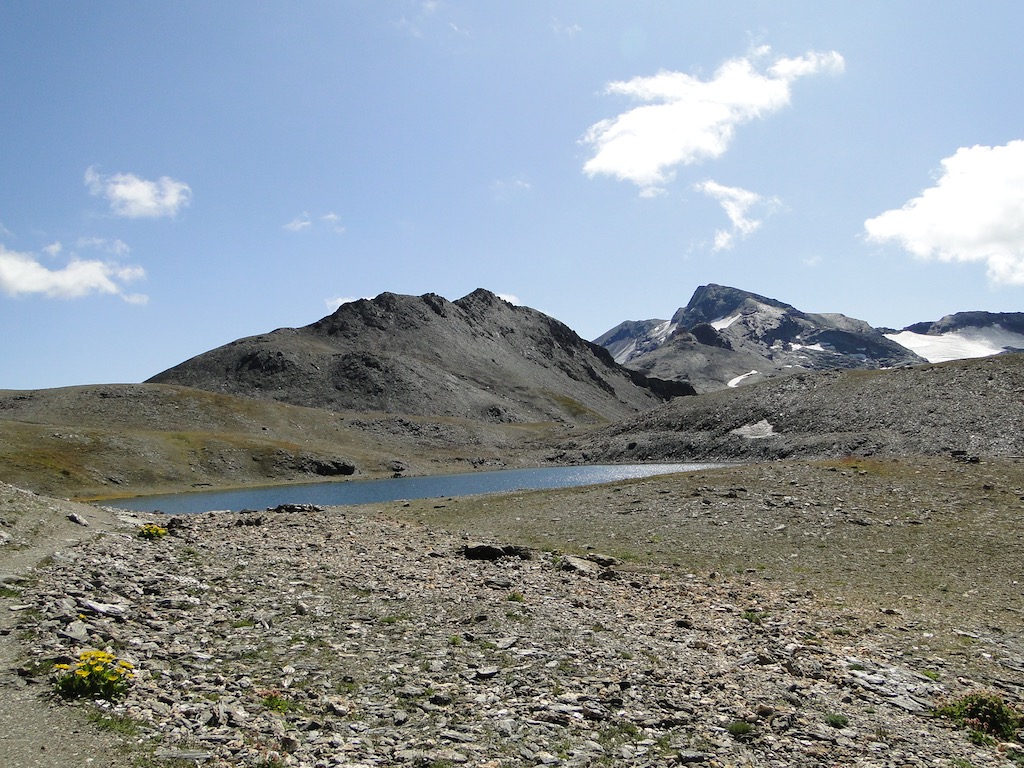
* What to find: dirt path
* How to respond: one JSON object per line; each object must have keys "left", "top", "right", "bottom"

{"left": 0, "top": 483, "right": 139, "bottom": 768}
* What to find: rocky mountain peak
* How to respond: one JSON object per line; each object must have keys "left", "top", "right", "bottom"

{"left": 596, "top": 284, "right": 924, "bottom": 393}
{"left": 672, "top": 284, "right": 799, "bottom": 327}
{"left": 149, "top": 289, "right": 686, "bottom": 425}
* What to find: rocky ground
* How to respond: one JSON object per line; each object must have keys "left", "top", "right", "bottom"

{"left": 562, "top": 353, "right": 1024, "bottom": 463}
{"left": 3, "top": 455, "right": 1023, "bottom": 767}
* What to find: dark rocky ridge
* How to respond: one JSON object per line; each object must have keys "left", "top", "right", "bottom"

{"left": 149, "top": 289, "right": 692, "bottom": 425}
{"left": 596, "top": 284, "right": 925, "bottom": 392}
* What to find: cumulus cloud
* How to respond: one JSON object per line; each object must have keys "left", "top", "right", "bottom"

{"left": 695, "top": 180, "right": 780, "bottom": 250}
{"left": 85, "top": 166, "right": 192, "bottom": 218}
{"left": 864, "top": 141, "right": 1024, "bottom": 285}
{"left": 0, "top": 244, "right": 146, "bottom": 302}
{"left": 582, "top": 48, "right": 844, "bottom": 195}
{"left": 496, "top": 292, "right": 521, "bottom": 305}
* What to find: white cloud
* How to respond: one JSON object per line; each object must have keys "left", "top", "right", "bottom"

{"left": 552, "top": 19, "right": 582, "bottom": 37}
{"left": 496, "top": 293, "right": 521, "bottom": 305}
{"left": 284, "top": 213, "right": 312, "bottom": 232}
{"left": 43, "top": 241, "right": 63, "bottom": 257}
{"left": 582, "top": 48, "right": 844, "bottom": 195}
{"left": 85, "top": 166, "right": 191, "bottom": 218}
{"left": 864, "top": 140, "right": 1024, "bottom": 285}
{"left": 0, "top": 244, "right": 146, "bottom": 301}
{"left": 491, "top": 177, "right": 532, "bottom": 199}
{"left": 695, "top": 180, "right": 779, "bottom": 250}
{"left": 320, "top": 212, "right": 347, "bottom": 233}
{"left": 286, "top": 212, "right": 346, "bottom": 233}
{"left": 324, "top": 295, "right": 375, "bottom": 312}
{"left": 76, "top": 236, "right": 131, "bottom": 256}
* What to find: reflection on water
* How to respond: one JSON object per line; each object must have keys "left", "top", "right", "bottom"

{"left": 110, "top": 463, "right": 725, "bottom": 514}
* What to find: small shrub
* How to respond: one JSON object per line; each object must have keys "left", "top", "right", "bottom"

{"left": 261, "top": 693, "right": 296, "bottom": 713}
{"left": 825, "top": 712, "right": 849, "bottom": 729}
{"left": 727, "top": 720, "right": 754, "bottom": 739}
{"left": 934, "top": 690, "right": 1022, "bottom": 740}
{"left": 741, "top": 610, "right": 766, "bottom": 625}
{"left": 54, "top": 649, "right": 134, "bottom": 700}
{"left": 596, "top": 721, "right": 641, "bottom": 746}
{"left": 137, "top": 523, "right": 168, "bottom": 540}
{"left": 506, "top": 591, "right": 525, "bottom": 603}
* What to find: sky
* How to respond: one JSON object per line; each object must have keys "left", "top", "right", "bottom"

{"left": 2, "top": 1, "right": 1024, "bottom": 390}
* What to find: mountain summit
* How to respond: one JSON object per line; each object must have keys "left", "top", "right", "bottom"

{"left": 596, "top": 284, "right": 924, "bottom": 392}
{"left": 149, "top": 289, "right": 691, "bottom": 425}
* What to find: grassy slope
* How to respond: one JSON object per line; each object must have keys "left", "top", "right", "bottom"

{"left": 0, "top": 383, "right": 556, "bottom": 500}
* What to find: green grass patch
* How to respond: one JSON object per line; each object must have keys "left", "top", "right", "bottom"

{"left": 824, "top": 712, "right": 849, "bottom": 729}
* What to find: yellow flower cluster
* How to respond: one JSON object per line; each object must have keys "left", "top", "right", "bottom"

{"left": 54, "top": 649, "right": 135, "bottom": 700}
{"left": 137, "top": 522, "right": 168, "bottom": 540}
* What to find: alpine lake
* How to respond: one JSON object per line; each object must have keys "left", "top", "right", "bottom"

{"left": 111, "top": 463, "right": 726, "bottom": 514}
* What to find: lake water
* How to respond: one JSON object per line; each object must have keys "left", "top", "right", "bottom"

{"left": 110, "top": 463, "right": 724, "bottom": 514}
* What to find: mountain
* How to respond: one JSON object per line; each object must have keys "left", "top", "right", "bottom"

{"left": 148, "top": 289, "right": 692, "bottom": 426}
{"left": 595, "top": 284, "right": 923, "bottom": 392}
{"left": 883, "top": 311, "right": 1024, "bottom": 363}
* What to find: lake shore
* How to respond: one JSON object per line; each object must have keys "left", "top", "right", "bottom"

{"left": 4, "top": 455, "right": 1023, "bottom": 766}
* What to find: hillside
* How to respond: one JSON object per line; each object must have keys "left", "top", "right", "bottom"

{"left": 149, "top": 289, "right": 691, "bottom": 425}
{"left": 558, "top": 352, "right": 1024, "bottom": 463}
{"left": 0, "top": 383, "right": 551, "bottom": 499}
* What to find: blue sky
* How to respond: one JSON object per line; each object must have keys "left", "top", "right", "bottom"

{"left": 2, "top": 2, "right": 1023, "bottom": 389}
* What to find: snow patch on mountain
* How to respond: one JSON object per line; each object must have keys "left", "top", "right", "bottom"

{"left": 612, "top": 341, "right": 637, "bottom": 365}
{"left": 790, "top": 343, "right": 826, "bottom": 353}
{"left": 885, "top": 327, "right": 1024, "bottom": 363}
{"left": 727, "top": 370, "right": 759, "bottom": 388}
{"left": 653, "top": 320, "right": 677, "bottom": 343}
{"left": 711, "top": 313, "right": 742, "bottom": 331}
